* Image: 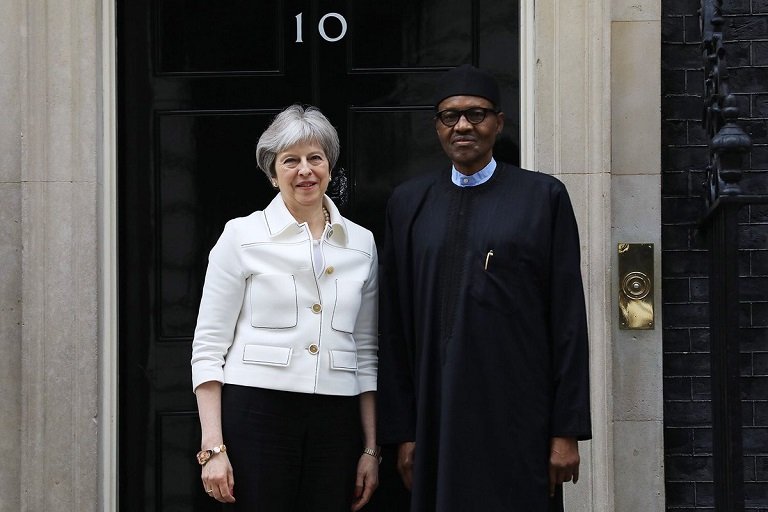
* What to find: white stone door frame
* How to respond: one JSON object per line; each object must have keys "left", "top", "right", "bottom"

{"left": 526, "top": 0, "right": 616, "bottom": 509}
{"left": 100, "top": 0, "right": 118, "bottom": 509}
{"left": 95, "top": 0, "right": 607, "bottom": 509}
{"left": 526, "top": 1, "right": 665, "bottom": 511}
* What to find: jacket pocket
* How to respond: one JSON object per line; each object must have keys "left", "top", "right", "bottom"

{"left": 242, "top": 344, "right": 292, "bottom": 366}
{"left": 331, "top": 279, "right": 364, "bottom": 333}
{"left": 250, "top": 274, "right": 298, "bottom": 328}
{"left": 330, "top": 350, "right": 357, "bottom": 372}
{"left": 469, "top": 250, "right": 519, "bottom": 307}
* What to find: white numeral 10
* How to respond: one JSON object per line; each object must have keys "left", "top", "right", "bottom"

{"left": 295, "top": 12, "right": 348, "bottom": 43}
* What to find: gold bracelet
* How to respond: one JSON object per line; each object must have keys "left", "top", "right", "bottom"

{"left": 363, "top": 446, "right": 382, "bottom": 463}
{"left": 196, "top": 444, "right": 226, "bottom": 466}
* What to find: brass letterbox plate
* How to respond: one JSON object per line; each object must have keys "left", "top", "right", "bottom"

{"left": 618, "top": 243, "right": 654, "bottom": 330}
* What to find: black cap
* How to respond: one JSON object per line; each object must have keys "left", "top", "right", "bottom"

{"left": 433, "top": 64, "right": 501, "bottom": 110}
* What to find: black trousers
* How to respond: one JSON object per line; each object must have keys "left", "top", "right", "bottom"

{"left": 221, "top": 385, "right": 362, "bottom": 511}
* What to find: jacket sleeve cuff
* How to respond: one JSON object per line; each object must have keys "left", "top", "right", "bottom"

{"left": 550, "top": 413, "right": 592, "bottom": 441}
{"left": 191, "top": 366, "right": 224, "bottom": 392}
{"left": 357, "top": 376, "right": 378, "bottom": 393}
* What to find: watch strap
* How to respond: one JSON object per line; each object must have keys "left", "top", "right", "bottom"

{"left": 362, "top": 446, "right": 382, "bottom": 463}
{"left": 196, "top": 444, "right": 227, "bottom": 466}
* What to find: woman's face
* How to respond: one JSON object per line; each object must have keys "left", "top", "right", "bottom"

{"left": 274, "top": 140, "right": 330, "bottom": 213}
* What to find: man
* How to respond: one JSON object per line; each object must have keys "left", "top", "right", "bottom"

{"left": 377, "top": 64, "right": 591, "bottom": 511}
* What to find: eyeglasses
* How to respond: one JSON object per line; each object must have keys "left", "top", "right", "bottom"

{"left": 435, "top": 107, "right": 498, "bottom": 127}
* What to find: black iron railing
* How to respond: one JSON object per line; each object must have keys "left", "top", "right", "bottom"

{"left": 701, "top": 0, "right": 752, "bottom": 205}
{"left": 698, "top": 1, "right": 766, "bottom": 510}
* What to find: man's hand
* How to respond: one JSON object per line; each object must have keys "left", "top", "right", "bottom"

{"left": 397, "top": 442, "right": 416, "bottom": 490}
{"left": 549, "top": 436, "right": 580, "bottom": 497}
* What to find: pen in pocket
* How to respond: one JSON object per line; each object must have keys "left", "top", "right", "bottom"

{"left": 484, "top": 250, "right": 494, "bottom": 270}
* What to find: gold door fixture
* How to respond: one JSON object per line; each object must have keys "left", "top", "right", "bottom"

{"left": 618, "top": 243, "right": 654, "bottom": 330}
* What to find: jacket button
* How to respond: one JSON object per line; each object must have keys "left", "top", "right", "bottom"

{"left": 325, "top": 266, "right": 334, "bottom": 275}
{"left": 308, "top": 344, "right": 319, "bottom": 355}
{"left": 311, "top": 303, "right": 322, "bottom": 313}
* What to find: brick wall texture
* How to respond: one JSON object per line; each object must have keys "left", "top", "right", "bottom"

{"left": 662, "top": 0, "right": 768, "bottom": 510}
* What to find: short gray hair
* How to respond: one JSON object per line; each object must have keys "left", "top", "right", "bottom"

{"left": 255, "top": 105, "right": 340, "bottom": 180}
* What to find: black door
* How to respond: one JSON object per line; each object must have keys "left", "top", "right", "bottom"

{"left": 118, "top": 1, "right": 519, "bottom": 510}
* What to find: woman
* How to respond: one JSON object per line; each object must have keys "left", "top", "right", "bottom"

{"left": 191, "top": 105, "right": 379, "bottom": 511}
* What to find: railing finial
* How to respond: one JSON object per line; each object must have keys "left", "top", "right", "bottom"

{"left": 701, "top": 0, "right": 752, "bottom": 207}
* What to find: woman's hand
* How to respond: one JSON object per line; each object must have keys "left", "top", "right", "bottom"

{"left": 351, "top": 453, "right": 379, "bottom": 511}
{"left": 201, "top": 452, "right": 236, "bottom": 503}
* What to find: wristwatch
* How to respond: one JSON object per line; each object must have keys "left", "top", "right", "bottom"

{"left": 363, "top": 446, "right": 382, "bottom": 464}
{"left": 196, "top": 444, "right": 227, "bottom": 466}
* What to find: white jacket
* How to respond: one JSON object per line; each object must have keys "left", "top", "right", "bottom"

{"left": 191, "top": 195, "right": 378, "bottom": 396}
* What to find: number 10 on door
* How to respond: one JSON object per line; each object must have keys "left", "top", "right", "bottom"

{"left": 295, "top": 12, "right": 348, "bottom": 43}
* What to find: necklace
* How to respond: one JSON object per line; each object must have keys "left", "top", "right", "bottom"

{"left": 322, "top": 206, "right": 330, "bottom": 225}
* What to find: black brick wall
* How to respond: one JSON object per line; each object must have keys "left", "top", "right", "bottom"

{"left": 662, "top": 1, "right": 768, "bottom": 510}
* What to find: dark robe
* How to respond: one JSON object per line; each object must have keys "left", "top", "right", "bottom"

{"left": 377, "top": 162, "right": 592, "bottom": 512}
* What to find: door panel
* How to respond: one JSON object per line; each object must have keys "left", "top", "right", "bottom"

{"left": 158, "top": 111, "right": 276, "bottom": 338}
{"left": 348, "top": 2, "right": 473, "bottom": 68}
{"left": 119, "top": 1, "right": 519, "bottom": 510}
{"left": 157, "top": 412, "right": 213, "bottom": 511}
{"left": 347, "top": 108, "right": 443, "bottom": 239}
{"left": 155, "top": 1, "right": 283, "bottom": 74}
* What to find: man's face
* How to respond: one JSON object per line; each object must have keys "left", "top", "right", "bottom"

{"left": 435, "top": 95, "right": 504, "bottom": 175}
